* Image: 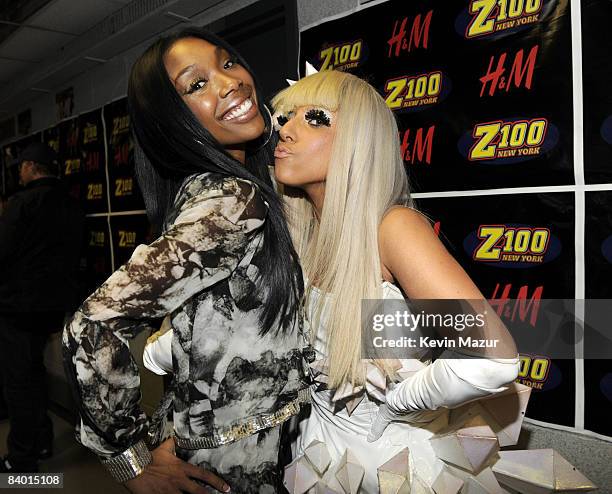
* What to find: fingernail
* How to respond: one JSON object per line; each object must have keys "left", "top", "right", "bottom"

{"left": 223, "top": 484, "right": 231, "bottom": 492}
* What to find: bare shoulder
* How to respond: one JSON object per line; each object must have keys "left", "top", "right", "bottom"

{"left": 379, "top": 206, "right": 482, "bottom": 299}
{"left": 380, "top": 206, "right": 436, "bottom": 243}
{"left": 379, "top": 205, "right": 443, "bottom": 276}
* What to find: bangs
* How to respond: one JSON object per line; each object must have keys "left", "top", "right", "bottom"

{"left": 271, "top": 70, "right": 346, "bottom": 114}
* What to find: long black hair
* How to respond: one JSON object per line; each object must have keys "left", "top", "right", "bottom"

{"left": 127, "top": 27, "right": 303, "bottom": 335}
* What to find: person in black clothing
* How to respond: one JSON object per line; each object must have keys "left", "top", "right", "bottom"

{"left": 0, "top": 142, "right": 84, "bottom": 473}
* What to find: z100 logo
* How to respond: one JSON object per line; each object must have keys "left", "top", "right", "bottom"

{"left": 385, "top": 71, "right": 442, "bottom": 110}
{"left": 87, "top": 183, "right": 103, "bottom": 201}
{"left": 89, "top": 231, "right": 105, "bottom": 247}
{"left": 466, "top": 0, "right": 543, "bottom": 38}
{"left": 464, "top": 224, "right": 561, "bottom": 267}
{"left": 517, "top": 354, "right": 550, "bottom": 389}
{"left": 64, "top": 159, "right": 81, "bottom": 175}
{"left": 469, "top": 118, "right": 547, "bottom": 160}
{"left": 118, "top": 230, "right": 137, "bottom": 248}
{"left": 318, "top": 40, "right": 363, "bottom": 71}
{"left": 115, "top": 177, "right": 133, "bottom": 197}
{"left": 112, "top": 115, "right": 130, "bottom": 136}
{"left": 475, "top": 225, "right": 550, "bottom": 263}
{"left": 83, "top": 123, "right": 98, "bottom": 144}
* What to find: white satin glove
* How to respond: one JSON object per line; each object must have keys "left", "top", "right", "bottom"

{"left": 367, "top": 350, "right": 519, "bottom": 442}
{"left": 143, "top": 322, "right": 173, "bottom": 376}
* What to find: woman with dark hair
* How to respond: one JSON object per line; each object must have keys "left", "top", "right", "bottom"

{"left": 62, "top": 27, "right": 309, "bottom": 494}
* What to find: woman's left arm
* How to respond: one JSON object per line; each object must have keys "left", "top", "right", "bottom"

{"left": 368, "top": 207, "right": 519, "bottom": 441}
{"left": 379, "top": 206, "right": 517, "bottom": 357}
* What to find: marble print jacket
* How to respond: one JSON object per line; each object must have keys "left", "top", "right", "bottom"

{"left": 62, "top": 172, "right": 309, "bottom": 458}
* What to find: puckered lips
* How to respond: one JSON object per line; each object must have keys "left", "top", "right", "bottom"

{"left": 274, "top": 144, "right": 292, "bottom": 159}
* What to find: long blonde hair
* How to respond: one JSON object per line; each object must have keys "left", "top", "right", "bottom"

{"left": 272, "top": 70, "right": 412, "bottom": 387}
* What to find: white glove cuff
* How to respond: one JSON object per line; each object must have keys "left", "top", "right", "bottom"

{"left": 386, "top": 351, "right": 519, "bottom": 414}
{"left": 143, "top": 328, "right": 173, "bottom": 376}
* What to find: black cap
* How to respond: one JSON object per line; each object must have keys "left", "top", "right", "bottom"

{"left": 10, "top": 142, "right": 58, "bottom": 168}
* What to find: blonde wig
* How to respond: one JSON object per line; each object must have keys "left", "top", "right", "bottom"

{"left": 272, "top": 70, "right": 413, "bottom": 387}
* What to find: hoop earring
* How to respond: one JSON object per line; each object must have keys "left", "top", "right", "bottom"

{"left": 250, "top": 104, "right": 274, "bottom": 153}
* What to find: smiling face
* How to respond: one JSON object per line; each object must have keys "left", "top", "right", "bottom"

{"left": 273, "top": 106, "right": 337, "bottom": 192}
{"left": 164, "top": 37, "right": 265, "bottom": 162}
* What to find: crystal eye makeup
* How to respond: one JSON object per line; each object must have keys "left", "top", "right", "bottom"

{"left": 273, "top": 110, "right": 294, "bottom": 131}
{"left": 272, "top": 107, "right": 333, "bottom": 131}
{"left": 304, "top": 108, "right": 332, "bottom": 127}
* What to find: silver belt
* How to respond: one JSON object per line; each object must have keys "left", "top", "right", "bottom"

{"left": 174, "top": 387, "right": 311, "bottom": 450}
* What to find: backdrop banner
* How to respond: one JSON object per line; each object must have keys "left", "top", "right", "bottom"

{"left": 300, "top": 0, "right": 573, "bottom": 192}
{"left": 299, "top": 0, "right": 611, "bottom": 437}
{"left": 1, "top": 98, "right": 147, "bottom": 302}
{"left": 104, "top": 98, "right": 144, "bottom": 212}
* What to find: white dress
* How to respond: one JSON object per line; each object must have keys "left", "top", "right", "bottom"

{"left": 296, "top": 281, "right": 446, "bottom": 493}
{"left": 144, "top": 284, "right": 595, "bottom": 493}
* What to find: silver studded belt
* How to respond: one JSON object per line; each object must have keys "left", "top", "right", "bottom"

{"left": 174, "top": 387, "right": 311, "bottom": 450}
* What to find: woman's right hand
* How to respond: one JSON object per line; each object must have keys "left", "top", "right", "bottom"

{"left": 124, "top": 438, "right": 230, "bottom": 494}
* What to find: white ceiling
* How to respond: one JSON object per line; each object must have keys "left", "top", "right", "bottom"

{"left": 0, "top": 0, "right": 227, "bottom": 116}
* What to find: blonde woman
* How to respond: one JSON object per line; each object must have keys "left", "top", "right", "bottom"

{"left": 145, "top": 70, "right": 520, "bottom": 491}
{"left": 268, "top": 70, "right": 520, "bottom": 490}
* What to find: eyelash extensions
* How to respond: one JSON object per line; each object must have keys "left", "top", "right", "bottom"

{"left": 273, "top": 110, "right": 294, "bottom": 131}
{"left": 272, "top": 108, "right": 333, "bottom": 131}
{"left": 276, "top": 114, "right": 289, "bottom": 128}
{"left": 185, "top": 58, "right": 238, "bottom": 95}
{"left": 304, "top": 108, "right": 332, "bottom": 127}
{"left": 187, "top": 79, "right": 206, "bottom": 94}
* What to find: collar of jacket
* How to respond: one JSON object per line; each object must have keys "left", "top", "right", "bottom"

{"left": 25, "top": 176, "right": 60, "bottom": 189}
